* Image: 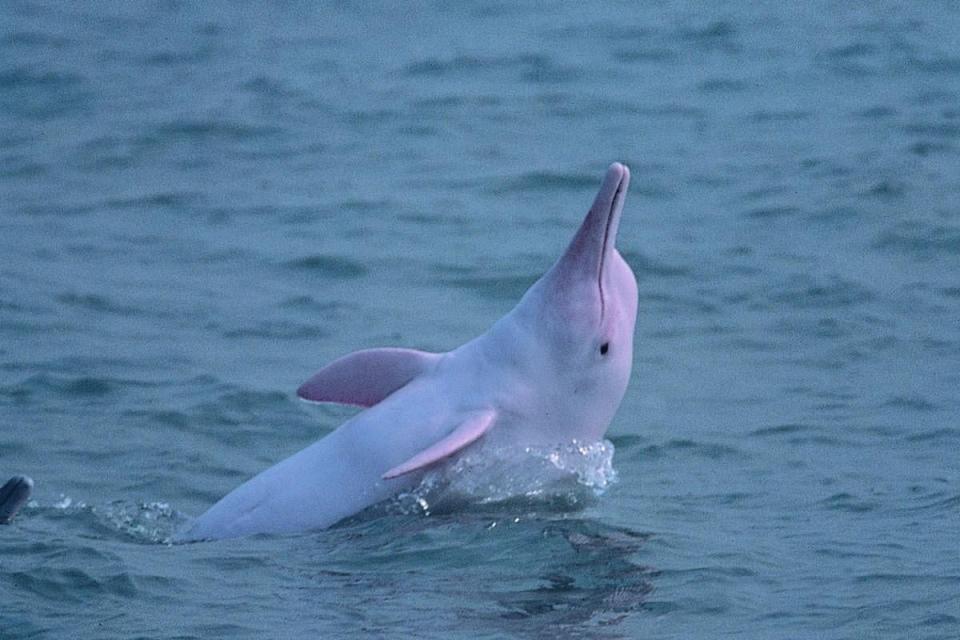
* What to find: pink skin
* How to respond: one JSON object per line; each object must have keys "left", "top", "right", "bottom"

{"left": 478, "top": 162, "right": 637, "bottom": 446}
{"left": 551, "top": 161, "right": 630, "bottom": 321}
{"left": 177, "top": 164, "right": 637, "bottom": 541}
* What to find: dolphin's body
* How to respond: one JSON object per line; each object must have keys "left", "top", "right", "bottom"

{"left": 176, "top": 163, "right": 638, "bottom": 542}
{"left": 0, "top": 475, "right": 33, "bottom": 524}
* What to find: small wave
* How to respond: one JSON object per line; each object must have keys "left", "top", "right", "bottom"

{"left": 883, "top": 394, "right": 939, "bottom": 412}
{"left": 223, "top": 320, "right": 328, "bottom": 340}
{"left": 902, "top": 122, "right": 960, "bottom": 139}
{"left": 241, "top": 75, "right": 299, "bottom": 98}
{"left": 0, "top": 157, "right": 47, "bottom": 178}
{"left": 910, "top": 56, "right": 960, "bottom": 74}
{"left": 698, "top": 78, "right": 749, "bottom": 93}
{"left": 0, "top": 66, "right": 91, "bottom": 119}
{"left": 1, "top": 31, "right": 70, "bottom": 48}
{"left": 613, "top": 47, "right": 679, "bottom": 64}
{"left": 121, "top": 408, "right": 191, "bottom": 431}
{"left": 104, "top": 191, "right": 199, "bottom": 211}
{"left": 13, "top": 374, "right": 109, "bottom": 398}
{"left": 619, "top": 250, "right": 692, "bottom": 278}
{"left": 142, "top": 48, "right": 211, "bottom": 67}
{"left": 859, "top": 105, "right": 897, "bottom": 119}
{"left": 641, "top": 438, "right": 746, "bottom": 460}
{"left": 401, "top": 53, "right": 576, "bottom": 83}
{"left": 9, "top": 565, "right": 136, "bottom": 603}
{"left": 742, "top": 205, "right": 802, "bottom": 219}
{"left": 819, "top": 492, "right": 879, "bottom": 513}
{"left": 909, "top": 141, "right": 953, "bottom": 156}
{"left": 282, "top": 255, "right": 368, "bottom": 278}
{"left": 492, "top": 171, "right": 599, "bottom": 193}
{"left": 278, "top": 295, "right": 350, "bottom": 316}
{"left": 24, "top": 496, "right": 188, "bottom": 544}
{"left": 194, "top": 387, "right": 291, "bottom": 423}
{"left": 904, "top": 428, "right": 960, "bottom": 444}
{"left": 679, "top": 20, "right": 737, "bottom": 43}
{"left": 815, "top": 42, "right": 879, "bottom": 76}
{"left": 441, "top": 272, "right": 538, "bottom": 301}
{"left": 875, "top": 222, "right": 960, "bottom": 258}
{"left": 748, "top": 110, "right": 811, "bottom": 123}
{"left": 766, "top": 274, "right": 875, "bottom": 309}
{"left": 0, "top": 67, "right": 83, "bottom": 89}
{"left": 150, "top": 119, "right": 281, "bottom": 141}
{"left": 863, "top": 180, "right": 906, "bottom": 199}
{"left": 56, "top": 292, "right": 145, "bottom": 316}
{"left": 749, "top": 423, "right": 811, "bottom": 437}
{"left": 13, "top": 373, "right": 157, "bottom": 399}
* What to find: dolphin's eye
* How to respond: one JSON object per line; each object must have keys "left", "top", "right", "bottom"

{"left": 599, "top": 342, "right": 610, "bottom": 356}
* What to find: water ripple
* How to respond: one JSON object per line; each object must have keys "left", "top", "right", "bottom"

{"left": 875, "top": 222, "right": 960, "bottom": 258}
{"left": 0, "top": 66, "right": 90, "bottom": 119}
{"left": 282, "top": 255, "right": 368, "bottom": 278}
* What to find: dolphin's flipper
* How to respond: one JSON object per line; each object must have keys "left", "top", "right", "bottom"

{"left": 383, "top": 410, "right": 497, "bottom": 479}
{"left": 0, "top": 475, "right": 33, "bottom": 524}
{"left": 297, "top": 348, "right": 441, "bottom": 408}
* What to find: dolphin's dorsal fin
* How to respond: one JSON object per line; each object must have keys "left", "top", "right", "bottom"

{"left": 382, "top": 409, "right": 497, "bottom": 479}
{"left": 297, "top": 348, "right": 441, "bottom": 407}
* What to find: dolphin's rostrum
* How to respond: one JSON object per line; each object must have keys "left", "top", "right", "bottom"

{"left": 177, "top": 163, "right": 638, "bottom": 542}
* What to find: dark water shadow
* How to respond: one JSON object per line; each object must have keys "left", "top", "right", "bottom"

{"left": 307, "top": 508, "right": 655, "bottom": 638}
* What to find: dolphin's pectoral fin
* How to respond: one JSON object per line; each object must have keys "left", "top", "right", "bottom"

{"left": 382, "top": 410, "right": 497, "bottom": 479}
{"left": 0, "top": 475, "right": 33, "bottom": 524}
{"left": 297, "top": 348, "right": 441, "bottom": 407}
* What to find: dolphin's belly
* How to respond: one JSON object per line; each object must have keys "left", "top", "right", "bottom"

{"left": 176, "top": 382, "right": 453, "bottom": 542}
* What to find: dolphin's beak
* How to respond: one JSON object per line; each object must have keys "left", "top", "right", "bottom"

{"left": 550, "top": 163, "right": 630, "bottom": 313}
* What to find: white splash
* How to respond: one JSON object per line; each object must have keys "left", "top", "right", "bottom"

{"left": 391, "top": 438, "right": 618, "bottom": 517}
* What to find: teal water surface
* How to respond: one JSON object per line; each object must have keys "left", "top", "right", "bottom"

{"left": 2, "top": 2, "right": 959, "bottom": 638}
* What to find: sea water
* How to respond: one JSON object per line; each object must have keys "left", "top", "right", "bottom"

{"left": 1, "top": 2, "right": 958, "bottom": 638}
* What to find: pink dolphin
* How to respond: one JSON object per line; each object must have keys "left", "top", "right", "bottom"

{"left": 177, "top": 163, "right": 638, "bottom": 541}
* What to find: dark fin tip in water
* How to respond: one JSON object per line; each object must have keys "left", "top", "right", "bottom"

{"left": 0, "top": 475, "right": 33, "bottom": 524}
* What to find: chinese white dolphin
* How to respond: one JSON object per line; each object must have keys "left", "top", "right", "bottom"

{"left": 176, "top": 163, "right": 638, "bottom": 542}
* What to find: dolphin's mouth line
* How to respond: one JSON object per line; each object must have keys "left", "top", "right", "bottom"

{"left": 598, "top": 173, "right": 626, "bottom": 322}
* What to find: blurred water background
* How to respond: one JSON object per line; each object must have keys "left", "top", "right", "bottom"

{"left": 1, "top": 1, "right": 959, "bottom": 638}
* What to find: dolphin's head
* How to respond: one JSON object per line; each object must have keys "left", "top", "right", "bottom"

{"left": 504, "top": 163, "right": 638, "bottom": 442}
